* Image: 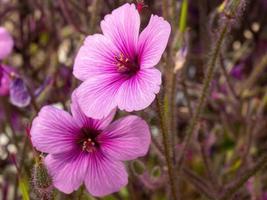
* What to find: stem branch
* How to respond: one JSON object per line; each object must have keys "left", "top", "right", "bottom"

{"left": 177, "top": 22, "right": 229, "bottom": 171}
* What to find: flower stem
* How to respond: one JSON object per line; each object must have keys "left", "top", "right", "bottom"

{"left": 156, "top": 95, "right": 178, "bottom": 200}
{"left": 219, "top": 54, "right": 239, "bottom": 101}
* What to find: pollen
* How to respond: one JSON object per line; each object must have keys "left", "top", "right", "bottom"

{"left": 82, "top": 138, "right": 97, "bottom": 153}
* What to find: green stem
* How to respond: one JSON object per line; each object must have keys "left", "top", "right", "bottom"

{"left": 179, "top": 0, "right": 188, "bottom": 34}
{"left": 156, "top": 96, "right": 178, "bottom": 200}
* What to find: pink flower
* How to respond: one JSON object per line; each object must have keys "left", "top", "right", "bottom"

{"left": 30, "top": 92, "right": 151, "bottom": 196}
{"left": 0, "top": 65, "right": 15, "bottom": 96}
{"left": 73, "top": 3, "right": 171, "bottom": 119}
{"left": 0, "top": 27, "right": 14, "bottom": 60}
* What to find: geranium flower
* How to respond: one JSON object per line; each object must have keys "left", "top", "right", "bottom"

{"left": 30, "top": 92, "right": 151, "bottom": 196}
{"left": 73, "top": 3, "right": 171, "bottom": 119}
{"left": 0, "top": 27, "right": 14, "bottom": 60}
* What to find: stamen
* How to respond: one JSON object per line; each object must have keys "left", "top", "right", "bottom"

{"left": 82, "top": 138, "right": 97, "bottom": 152}
{"left": 79, "top": 127, "right": 100, "bottom": 153}
{"left": 114, "top": 53, "right": 139, "bottom": 74}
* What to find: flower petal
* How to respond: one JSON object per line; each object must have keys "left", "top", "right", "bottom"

{"left": 45, "top": 151, "right": 88, "bottom": 194}
{"left": 76, "top": 74, "right": 125, "bottom": 119}
{"left": 73, "top": 34, "right": 118, "bottom": 81}
{"left": 31, "top": 106, "right": 79, "bottom": 154}
{"left": 0, "top": 27, "right": 14, "bottom": 60}
{"left": 71, "top": 90, "right": 117, "bottom": 130}
{"left": 9, "top": 78, "right": 31, "bottom": 108}
{"left": 117, "top": 67, "right": 161, "bottom": 112}
{"left": 98, "top": 115, "right": 151, "bottom": 161}
{"left": 138, "top": 15, "right": 171, "bottom": 69}
{"left": 85, "top": 152, "right": 128, "bottom": 197}
{"left": 101, "top": 3, "right": 140, "bottom": 59}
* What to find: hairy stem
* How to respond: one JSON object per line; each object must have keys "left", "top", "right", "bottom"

{"left": 177, "top": 21, "right": 230, "bottom": 171}
{"left": 176, "top": 0, "right": 245, "bottom": 171}
{"left": 219, "top": 54, "right": 239, "bottom": 101}
{"left": 156, "top": 95, "right": 178, "bottom": 200}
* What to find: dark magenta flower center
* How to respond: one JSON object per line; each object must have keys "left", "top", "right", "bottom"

{"left": 114, "top": 53, "right": 139, "bottom": 75}
{"left": 78, "top": 127, "right": 100, "bottom": 153}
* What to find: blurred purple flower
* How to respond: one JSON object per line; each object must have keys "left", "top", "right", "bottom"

{"left": 262, "top": 192, "right": 267, "bottom": 200}
{"left": 230, "top": 63, "right": 244, "bottom": 80}
{"left": 9, "top": 78, "right": 31, "bottom": 107}
{"left": 211, "top": 80, "right": 228, "bottom": 100}
{"left": 0, "top": 65, "right": 15, "bottom": 96}
{"left": 0, "top": 27, "right": 14, "bottom": 60}
{"left": 30, "top": 92, "right": 151, "bottom": 196}
{"left": 73, "top": 3, "right": 171, "bottom": 119}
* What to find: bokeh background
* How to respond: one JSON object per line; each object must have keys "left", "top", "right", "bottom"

{"left": 1, "top": 0, "right": 267, "bottom": 199}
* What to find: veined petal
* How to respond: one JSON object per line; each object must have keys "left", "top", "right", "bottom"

{"left": 101, "top": 3, "right": 140, "bottom": 60}
{"left": 45, "top": 151, "right": 88, "bottom": 194}
{"left": 117, "top": 67, "right": 161, "bottom": 112}
{"left": 85, "top": 152, "right": 128, "bottom": 197}
{"left": 98, "top": 115, "right": 151, "bottom": 161}
{"left": 96, "top": 108, "right": 117, "bottom": 130}
{"left": 73, "top": 34, "right": 118, "bottom": 81}
{"left": 71, "top": 90, "right": 117, "bottom": 130}
{"left": 0, "top": 27, "right": 14, "bottom": 60}
{"left": 31, "top": 106, "right": 79, "bottom": 154}
{"left": 138, "top": 15, "right": 171, "bottom": 69}
{"left": 76, "top": 74, "right": 125, "bottom": 119}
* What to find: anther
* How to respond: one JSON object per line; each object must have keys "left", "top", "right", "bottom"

{"left": 114, "top": 52, "right": 140, "bottom": 74}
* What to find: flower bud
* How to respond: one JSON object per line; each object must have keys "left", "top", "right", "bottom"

{"left": 32, "top": 159, "right": 53, "bottom": 199}
{"left": 174, "top": 47, "right": 187, "bottom": 73}
{"left": 131, "top": 160, "right": 145, "bottom": 175}
{"left": 0, "top": 27, "right": 14, "bottom": 60}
